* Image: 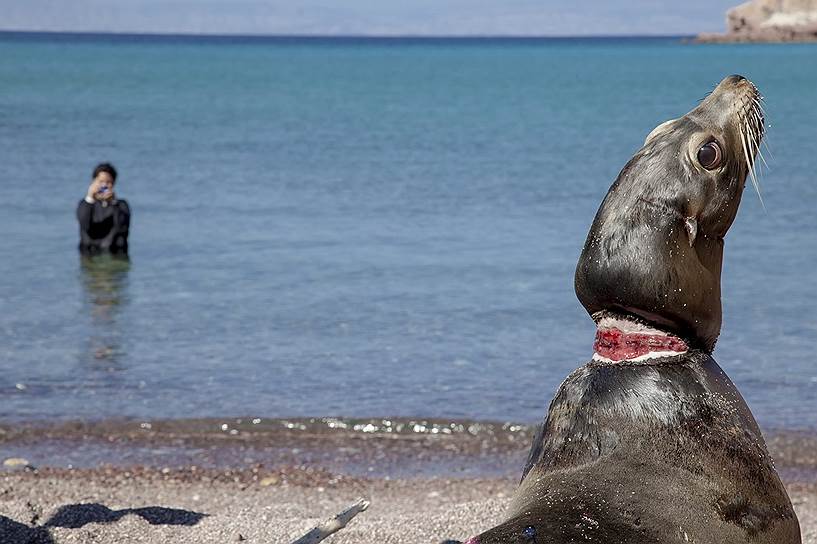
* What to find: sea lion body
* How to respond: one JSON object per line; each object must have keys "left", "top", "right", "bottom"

{"left": 467, "top": 76, "right": 801, "bottom": 543}
{"left": 475, "top": 352, "right": 798, "bottom": 543}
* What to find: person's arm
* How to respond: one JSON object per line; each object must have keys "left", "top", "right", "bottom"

{"left": 115, "top": 199, "right": 131, "bottom": 233}
{"left": 77, "top": 198, "right": 94, "bottom": 233}
{"left": 109, "top": 199, "right": 131, "bottom": 254}
{"left": 77, "top": 179, "right": 102, "bottom": 233}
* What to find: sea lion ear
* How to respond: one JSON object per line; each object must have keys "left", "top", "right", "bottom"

{"left": 644, "top": 118, "right": 678, "bottom": 145}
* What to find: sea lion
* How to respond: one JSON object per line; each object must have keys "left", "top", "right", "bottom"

{"left": 466, "top": 76, "right": 801, "bottom": 543}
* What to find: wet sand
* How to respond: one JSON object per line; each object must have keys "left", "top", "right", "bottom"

{"left": 1, "top": 418, "right": 816, "bottom": 542}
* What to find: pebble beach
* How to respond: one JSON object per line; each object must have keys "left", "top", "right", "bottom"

{"left": 1, "top": 418, "right": 816, "bottom": 543}
{"left": 2, "top": 464, "right": 816, "bottom": 543}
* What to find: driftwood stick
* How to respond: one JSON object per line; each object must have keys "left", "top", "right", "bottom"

{"left": 291, "top": 497, "right": 370, "bottom": 544}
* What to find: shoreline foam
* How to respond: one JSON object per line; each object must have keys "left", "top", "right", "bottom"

{"left": 2, "top": 416, "right": 816, "bottom": 478}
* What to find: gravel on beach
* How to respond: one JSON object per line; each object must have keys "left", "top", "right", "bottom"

{"left": 1, "top": 466, "right": 815, "bottom": 544}
{"left": 2, "top": 420, "right": 816, "bottom": 542}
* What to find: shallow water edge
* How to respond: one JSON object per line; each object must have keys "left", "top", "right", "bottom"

{"left": 1, "top": 416, "right": 815, "bottom": 483}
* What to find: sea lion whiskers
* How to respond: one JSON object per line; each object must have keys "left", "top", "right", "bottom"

{"left": 748, "top": 97, "right": 766, "bottom": 155}
{"left": 739, "top": 96, "right": 766, "bottom": 209}
{"left": 734, "top": 87, "right": 766, "bottom": 209}
{"left": 740, "top": 124, "right": 764, "bottom": 210}
{"left": 750, "top": 99, "right": 770, "bottom": 172}
{"left": 752, "top": 94, "right": 774, "bottom": 164}
{"left": 750, "top": 91, "right": 766, "bottom": 190}
{"left": 752, "top": 109, "right": 770, "bottom": 172}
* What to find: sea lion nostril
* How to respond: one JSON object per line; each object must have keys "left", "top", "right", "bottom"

{"left": 727, "top": 74, "right": 747, "bottom": 83}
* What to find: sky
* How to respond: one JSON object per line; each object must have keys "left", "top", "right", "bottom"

{"left": 1, "top": 0, "right": 742, "bottom": 36}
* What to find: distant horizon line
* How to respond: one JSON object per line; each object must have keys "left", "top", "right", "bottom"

{"left": 0, "top": 29, "right": 698, "bottom": 41}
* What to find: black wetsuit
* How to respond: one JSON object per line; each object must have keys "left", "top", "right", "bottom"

{"left": 76, "top": 198, "right": 130, "bottom": 255}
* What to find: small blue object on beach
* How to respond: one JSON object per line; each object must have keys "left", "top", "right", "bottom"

{"left": 523, "top": 525, "right": 536, "bottom": 540}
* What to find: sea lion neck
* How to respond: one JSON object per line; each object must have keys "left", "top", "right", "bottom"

{"left": 574, "top": 75, "right": 764, "bottom": 353}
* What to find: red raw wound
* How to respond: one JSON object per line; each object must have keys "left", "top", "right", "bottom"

{"left": 593, "top": 327, "right": 688, "bottom": 362}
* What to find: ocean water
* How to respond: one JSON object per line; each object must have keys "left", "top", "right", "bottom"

{"left": 0, "top": 34, "right": 815, "bottom": 429}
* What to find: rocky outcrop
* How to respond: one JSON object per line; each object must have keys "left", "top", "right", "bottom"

{"left": 698, "top": 0, "right": 817, "bottom": 42}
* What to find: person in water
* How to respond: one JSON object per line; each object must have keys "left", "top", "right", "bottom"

{"left": 77, "top": 163, "right": 130, "bottom": 255}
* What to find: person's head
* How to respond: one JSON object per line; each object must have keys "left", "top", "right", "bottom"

{"left": 92, "top": 163, "right": 118, "bottom": 188}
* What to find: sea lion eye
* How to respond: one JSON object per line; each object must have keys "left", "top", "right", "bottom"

{"left": 697, "top": 141, "right": 723, "bottom": 170}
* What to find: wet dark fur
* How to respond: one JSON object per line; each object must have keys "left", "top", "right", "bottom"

{"left": 475, "top": 353, "right": 800, "bottom": 543}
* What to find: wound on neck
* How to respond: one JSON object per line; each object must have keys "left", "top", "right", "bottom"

{"left": 592, "top": 315, "right": 688, "bottom": 363}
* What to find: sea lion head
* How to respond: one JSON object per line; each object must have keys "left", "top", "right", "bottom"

{"left": 574, "top": 75, "right": 765, "bottom": 352}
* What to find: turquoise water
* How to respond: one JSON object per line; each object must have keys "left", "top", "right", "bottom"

{"left": 0, "top": 34, "right": 815, "bottom": 427}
